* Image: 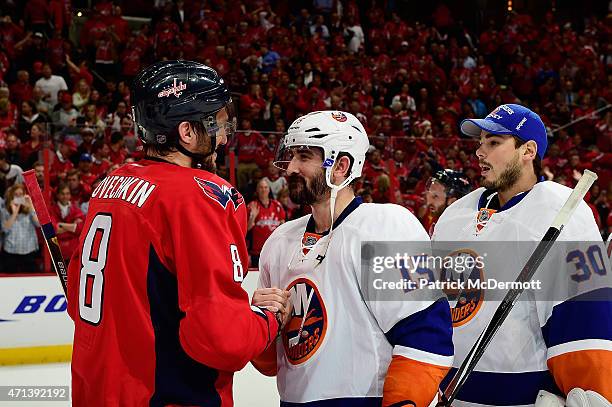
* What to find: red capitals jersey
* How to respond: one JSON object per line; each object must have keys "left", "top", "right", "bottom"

{"left": 67, "top": 159, "right": 279, "bottom": 407}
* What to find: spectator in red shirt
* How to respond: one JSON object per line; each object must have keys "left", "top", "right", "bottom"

{"left": 240, "top": 83, "right": 266, "bottom": 117}
{"left": 107, "top": 5, "right": 130, "bottom": 43}
{"left": 50, "top": 138, "right": 76, "bottom": 184}
{"left": 79, "top": 9, "right": 108, "bottom": 49}
{"left": 20, "top": 122, "right": 45, "bottom": 168}
{"left": 47, "top": 28, "right": 69, "bottom": 72}
{"left": 76, "top": 153, "right": 97, "bottom": 186}
{"left": 108, "top": 131, "right": 127, "bottom": 165}
{"left": 255, "top": 133, "right": 277, "bottom": 170}
{"left": 0, "top": 92, "right": 17, "bottom": 131}
{"left": 0, "top": 16, "right": 24, "bottom": 59}
{"left": 247, "top": 179, "right": 285, "bottom": 267}
{"left": 66, "top": 55, "right": 94, "bottom": 87}
{"left": 49, "top": 0, "right": 67, "bottom": 35}
{"left": 120, "top": 40, "right": 143, "bottom": 79}
{"left": 49, "top": 182, "right": 85, "bottom": 263}
{"left": 234, "top": 118, "right": 265, "bottom": 188}
{"left": 362, "top": 149, "right": 388, "bottom": 183}
{"left": 66, "top": 169, "right": 91, "bottom": 206}
{"left": 90, "top": 140, "right": 111, "bottom": 178}
{"left": 24, "top": 0, "right": 49, "bottom": 32}
{"left": 9, "top": 70, "right": 33, "bottom": 105}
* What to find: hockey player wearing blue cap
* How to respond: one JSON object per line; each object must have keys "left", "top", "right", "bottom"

{"left": 431, "top": 104, "right": 611, "bottom": 406}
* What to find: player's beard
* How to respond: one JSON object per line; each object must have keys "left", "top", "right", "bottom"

{"left": 288, "top": 170, "right": 329, "bottom": 205}
{"left": 194, "top": 131, "right": 217, "bottom": 173}
{"left": 481, "top": 152, "right": 521, "bottom": 192}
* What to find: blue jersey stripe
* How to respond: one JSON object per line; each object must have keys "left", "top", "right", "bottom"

{"left": 441, "top": 368, "right": 562, "bottom": 405}
{"left": 147, "top": 246, "right": 222, "bottom": 406}
{"left": 281, "top": 397, "right": 382, "bottom": 406}
{"left": 384, "top": 298, "right": 453, "bottom": 356}
{"left": 541, "top": 288, "right": 612, "bottom": 348}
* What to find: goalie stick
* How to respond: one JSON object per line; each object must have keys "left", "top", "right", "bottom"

{"left": 23, "top": 169, "right": 68, "bottom": 295}
{"left": 440, "top": 169, "right": 598, "bottom": 406}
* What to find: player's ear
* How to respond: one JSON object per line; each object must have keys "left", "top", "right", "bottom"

{"left": 447, "top": 196, "right": 458, "bottom": 205}
{"left": 522, "top": 140, "right": 538, "bottom": 161}
{"left": 177, "top": 121, "right": 194, "bottom": 146}
{"left": 333, "top": 155, "right": 351, "bottom": 180}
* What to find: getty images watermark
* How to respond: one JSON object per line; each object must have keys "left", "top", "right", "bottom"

{"left": 370, "top": 251, "right": 542, "bottom": 292}
{"left": 360, "top": 241, "right": 611, "bottom": 302}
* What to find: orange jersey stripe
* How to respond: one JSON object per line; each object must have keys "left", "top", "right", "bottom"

{"left": 383, "top": 355, "right": 450, "bottom": 407}
{"left": 548, "top": 349, "right": 612, "bottom": 400}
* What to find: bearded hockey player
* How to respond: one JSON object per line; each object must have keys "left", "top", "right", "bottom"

{"left": 66, "top": 61, "right": 291, "bottom": 406}
{"left": 433, "top": 104, "right": 611, "bottom": 406}
{"left": 251, "top": 110, "right": 454, "bottom": 406}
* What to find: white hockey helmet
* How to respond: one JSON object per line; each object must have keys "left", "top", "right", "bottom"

{"left": 274, "top": 110, "right": 369, "bottom": 189}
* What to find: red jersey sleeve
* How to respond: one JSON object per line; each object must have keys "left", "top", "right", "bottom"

{"left": 171, "top": 176, "right": 279, "bottom": 372}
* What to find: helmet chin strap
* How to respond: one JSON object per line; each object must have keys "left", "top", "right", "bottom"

{"left": 315, "top": 166, "right": 354, "bottom": 265}
{"left": 175, "top": 135, "right": 217, "bottom": 170}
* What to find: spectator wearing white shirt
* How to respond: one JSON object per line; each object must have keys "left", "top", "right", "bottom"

{"left": 35, "top": 64, "right": 68, "bottom": 107}
{"left": 345, "top": 16, "right": 364, "bottom": 54}
{"left": 0, "top": 184, "right": 40, "bottom": 273}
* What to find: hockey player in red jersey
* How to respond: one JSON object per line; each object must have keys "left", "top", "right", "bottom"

{"left": 66, "top": 60, "right": 291, "bottom": 406}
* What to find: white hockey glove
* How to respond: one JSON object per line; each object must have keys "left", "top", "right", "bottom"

{"left": 535, "top": 389, "right": 611, "bottom": 407}
{"left": 566, "top": 388, "right": 611, "bottom": 407}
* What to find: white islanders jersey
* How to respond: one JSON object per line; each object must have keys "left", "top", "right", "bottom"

{"left": 259, "top": 198, "right": 453, "bottom": 405}
{"left": 432, "top": 181, "right": 612, "bottom": 406}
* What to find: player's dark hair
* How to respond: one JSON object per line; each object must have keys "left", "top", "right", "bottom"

{"left": 143, "top": 121, "right": 208, "bottom": 158}
{"left": 513, "top": 136, "right": 541, "bottom": 178}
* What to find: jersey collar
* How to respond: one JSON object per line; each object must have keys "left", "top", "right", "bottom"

{"left": 305, "top": 196, "right": 363, "bottom": 236}
{"left": 477, "top": 177, "right": 545, "bottom": 212}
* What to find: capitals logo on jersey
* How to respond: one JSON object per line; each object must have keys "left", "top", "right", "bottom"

{"left": 194, "top": 177, "right": 244, "bottom": 211}
{"left": 283, "top": 278, "right": 327, "bottom": 365}
{"left": 440, "top": 248, "right": 485, "bottom": 327}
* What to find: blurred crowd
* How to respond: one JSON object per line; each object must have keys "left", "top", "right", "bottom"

{"left": 0, "top": 0, "right": 609, "bottom": 272}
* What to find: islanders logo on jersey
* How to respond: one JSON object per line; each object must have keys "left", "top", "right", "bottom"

{"left": 283, "top": 278, "right": 327, "bottom": 365}
{"left": 440, "top": 248, "right": 485, "bottom": 327}
{"left": 475, "top": 208, "right": 496, "bottom": 233}
{"left": 194, "top": 177, "right": 244, "bottom": 211}
{"left": 302, "top": 232, "right": 322, "bottom": 255}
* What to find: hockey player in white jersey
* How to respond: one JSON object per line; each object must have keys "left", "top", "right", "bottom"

{"left": 432, "top": 104, "right": 611, "bottom": 406}
{"left": 251, "top": 111, "right": 454, "bottom": 406}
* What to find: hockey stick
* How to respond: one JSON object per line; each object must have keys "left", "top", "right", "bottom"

{"left": 23, "top": 170, "right": 68, "bottom": 295}
{"left": 288, "top": 289, "right": 314, "bottom": 348}
{"left": 440, "top": 169, "right": 598, "bottom": 406}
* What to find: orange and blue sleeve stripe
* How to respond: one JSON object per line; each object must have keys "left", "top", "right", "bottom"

{"left": 383, "top": 298, "right": 454, "bottom": 407}
{"left": 541, "top": 287, "right": 612, "bottom": 400}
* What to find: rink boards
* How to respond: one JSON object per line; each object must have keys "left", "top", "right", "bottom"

{"left": 0, "top": 272, "right": 261, "bottom": 366}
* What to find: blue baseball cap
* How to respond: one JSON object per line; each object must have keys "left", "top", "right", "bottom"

{"left": 460, "top": 104, "right": 547, "bottom": 159}
{"left": 79, "top": 153, "right": 93, "bottom": 162}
